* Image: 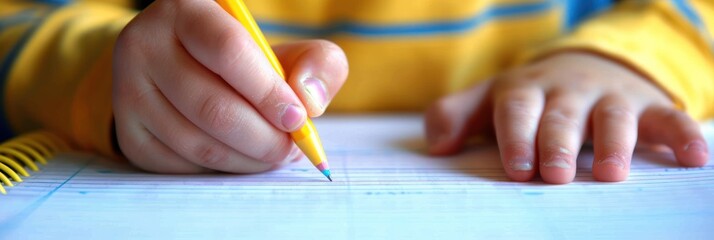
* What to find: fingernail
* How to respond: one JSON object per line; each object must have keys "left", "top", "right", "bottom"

{"left": 510, "top": 158, "right": 533, "bottom": 171}
{"left": 542, "top": 147, "right": 572, "bottom": 169}
{"left": 598, "top": 156, "right": 625, "bottom": 169}
{"left": 542, "top": 158, "right": 571, "bottom": 169}
{"left": 302, "top": 77, "right": 328, "bottom": 110}
{"left": 280, "top": 104, "right": 305, "bottom": 131}
{"left": 685, "top": 141, "right": 708, "bottom": 154}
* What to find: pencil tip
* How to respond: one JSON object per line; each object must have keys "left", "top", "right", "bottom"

{"left": 320, "top": 169, "right": 332, "bottom": 181}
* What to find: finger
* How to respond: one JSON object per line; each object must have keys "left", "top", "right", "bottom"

{"left": 639, "top": 106, "right": 708, "bottom": 167}
{"left": 113, "top": 111, "right": 207, "bottom": 173}
{"left": 273, "top": 40, "right": 349, "bottom": 117}
{"left": 113, "top": 30, "right": 205, "bottom": 173}
{"left": 138, "top": 86, "right": 279, "bottom": 173}
{"left": 537, "top": 91, "right": 594, "bottom": 184}
{"left": 150, "top": 32, "right": 298, "bottom": 165}
{"left": 424, "top": 80, "right": 493, "bottom": 155}
{"left": 174, "top": 0, "right": 306, "bottom": 132}
{"left": 493, "top": 85, "right": 544, "bottom": 182}
{"left": 127, "top": 134, "right": 210, "bottom": 174}
{"left": 591, "top": 95, "right": 640, "bottom": 182}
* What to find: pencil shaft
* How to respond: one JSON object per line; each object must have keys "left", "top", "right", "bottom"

{"left": 216, "top": 0, "right": 331, "bottom": 181}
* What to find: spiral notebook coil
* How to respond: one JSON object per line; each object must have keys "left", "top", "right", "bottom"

{"left": 0, "top": 131, "right": 70, "bottom": 194}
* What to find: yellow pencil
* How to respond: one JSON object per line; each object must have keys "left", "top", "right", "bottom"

{"left": 217, "top": 0, "right": 332, "bottom": 181}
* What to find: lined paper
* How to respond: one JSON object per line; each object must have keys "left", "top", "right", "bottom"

{"left": 1, "top": 115, "right": 713, "bottom": 239}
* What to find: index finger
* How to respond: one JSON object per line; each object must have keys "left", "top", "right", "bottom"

{"left": 173, "top": 0, "right": 306, "bottom": 132}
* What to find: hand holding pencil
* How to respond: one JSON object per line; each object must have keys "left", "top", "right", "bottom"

{"left": 217, "top": 0, "right": 335, "bottom": 180}
{"left": 112, "top": 0, "right": 348, "bottom": 176}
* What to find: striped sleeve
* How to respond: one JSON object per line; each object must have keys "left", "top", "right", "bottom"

{"left": 0, "top": 0, "right": 135, "bottom": 157}
{"left": 519, "top": 0, "right": 714, "bottom": 120}
{"left": 0, "top": 2, "right": 56, "bottom": 140}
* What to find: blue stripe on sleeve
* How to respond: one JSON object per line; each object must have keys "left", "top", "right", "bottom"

{"left": 0, "top": 10, "right": 37, "bottom": 33}
{"left": 258, "top": 1, "right": 558, "bottom": 38}
{"left": 672, "top": 0, "right": 705, "bottom": 26}
{"left": 562, "top": 0, "right": 613, "bottom": 31}
{"left": 671, "top": 0, "right": 714, "bottom": 51}
{"left": 32, "top": 0, "right": 72, "bottom": 5}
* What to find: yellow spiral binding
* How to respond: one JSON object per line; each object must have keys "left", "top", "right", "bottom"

{"left": 0, "top": 131, "right": 70, "bottom": 195}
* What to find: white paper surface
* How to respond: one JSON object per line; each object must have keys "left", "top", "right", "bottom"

{"left": 1, "top": 115, "right": 713, "bottom": 239}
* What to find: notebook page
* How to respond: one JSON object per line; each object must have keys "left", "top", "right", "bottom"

{"left": 1, "top": 115, "right": 713, "bottom": 239}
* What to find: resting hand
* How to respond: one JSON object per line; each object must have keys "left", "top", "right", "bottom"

{"left": 425, "top": 52, "right": 708, "bottom": 183}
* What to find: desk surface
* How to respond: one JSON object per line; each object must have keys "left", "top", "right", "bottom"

{"left": 2, "top": 115, "right": 713, "bottom": 239}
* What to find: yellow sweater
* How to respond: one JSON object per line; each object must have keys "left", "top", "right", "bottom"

{"left": 1, "top": 0, "right": 713, "bottom": 158}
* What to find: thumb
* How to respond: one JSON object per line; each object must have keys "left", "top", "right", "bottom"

{"left": 274, "top": 40, "right": 349, "bottom": 117}
{"left": 425, "top": 80, "right": 493, "bottom": 155}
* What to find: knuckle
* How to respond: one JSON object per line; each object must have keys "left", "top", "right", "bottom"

{"left": 116, "top": 18, "right": 145, "bottom": 49}
{"left": 114, "top": 25, "right": 151, "bottom": 69}
{"left": 542, "top": 108, "right": 581, "bottom": 130}
{"left": 517, "top": 67, "right": 548, "bottom": 82}
{"left": 503, "top": 95, "right": 530, "bottom": 111}
{"left": 215, "top": 27, "right": 252, "bottom": 73}
{"left": 114, "top": 29, "right": 135, "bottom": 55}
{"left": 501, "top": 95, "right": 539, "bottom": 120}
{"left": 551, "top": 80, "right": 592, "bottom": 95}
{"left": 255, "top": 80, "right": 280, "bottom": 110}
{"left": 113, "top": 77, "right": 156, "bottom": 113}
{"left": 497, "top": 67, "right": 546, "bottom": 88}
{"left": 193, "top": 143, "right": 231, "bottom": 168}
{"left": 499, "top": 86, "right": 537, "bottom": 103}
{"left": 662, "top": 109, "right": 691, "bottom": 125}
{"left": 599, "top": 105, "right": 636, "bottom": 124}
{"left": 117, "top": 1, "right": 173, "bottom": 50}
{"left": 199, "top": 94, "right": 242, "bottom": 135}
{"left": 541, "top": 145, "right": 576, "bottom": 161}
{"left": 126, "top": 87, "right": 159, "bottom": 111}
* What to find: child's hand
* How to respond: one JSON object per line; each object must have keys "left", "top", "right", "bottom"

{"left": 112, "top": 0, "right": 348, "bottom": 173}
{"left": 425, "top": 52, "right": 708, "bottom": 184}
